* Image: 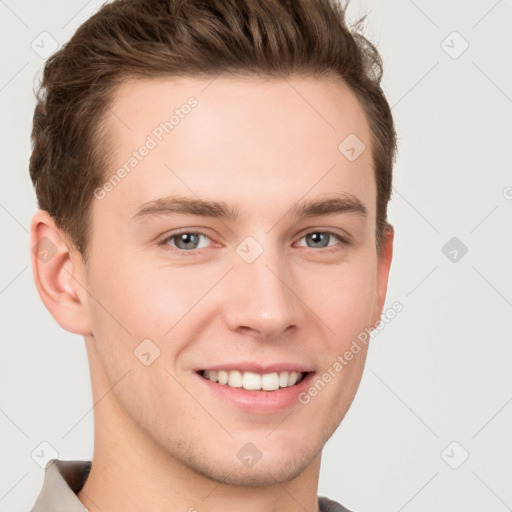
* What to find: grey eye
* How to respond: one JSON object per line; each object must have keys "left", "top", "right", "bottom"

{"left": 169, "top": 233, "right": 207, "bottom": 250}
{"left": 302, "top": 232, "right": 340, "bottom": 249}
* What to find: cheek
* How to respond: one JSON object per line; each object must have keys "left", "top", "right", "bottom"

{"left": 85, "top": 255, "right": 209, "bottom": 360}
{"left": 302, "top": 259, "right": 377, "bottom": 340}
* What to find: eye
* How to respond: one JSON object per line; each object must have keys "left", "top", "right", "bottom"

{"left": 160, "top": 231, "right": 212, "bottom": 254}
{"left": 296, "top": 231, "right": 347, "bottom": 250}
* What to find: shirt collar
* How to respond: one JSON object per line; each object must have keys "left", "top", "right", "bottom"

{"left": 31, "top": 459, "right": 91, "bottom": 512}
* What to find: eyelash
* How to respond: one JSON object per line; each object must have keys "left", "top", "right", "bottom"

{"left": 158, "top": 229, "right": 350, "bottom": 257}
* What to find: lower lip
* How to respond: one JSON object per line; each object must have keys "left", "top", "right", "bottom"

{"left": 195, "top": 371, "right": 315, "bottom": 414}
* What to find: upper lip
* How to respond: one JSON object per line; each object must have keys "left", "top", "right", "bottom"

{"left": 197, "top": 362, "right": 314, "bottom": 373}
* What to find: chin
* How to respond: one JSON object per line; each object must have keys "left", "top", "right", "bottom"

{"left": 191, "top": 451, "right": 315, "bottom": 488}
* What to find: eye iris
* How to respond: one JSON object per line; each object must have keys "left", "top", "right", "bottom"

{"left": 307, "top": 232, "right": 329, "bottom": 248}
{"left": 176, "top": 233, "right": 199, "bottom": 250}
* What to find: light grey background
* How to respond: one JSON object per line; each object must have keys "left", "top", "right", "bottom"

{"left": 1, "top": 1, "right": 511, "bottom": 511}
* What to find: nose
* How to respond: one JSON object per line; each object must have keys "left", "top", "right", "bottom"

{"left": 222, "top": 239, "right": 301, "bottom": 341}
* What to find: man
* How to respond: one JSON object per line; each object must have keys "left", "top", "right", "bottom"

{"left": 28, "top": 0, "right": 396, "bottom": 511}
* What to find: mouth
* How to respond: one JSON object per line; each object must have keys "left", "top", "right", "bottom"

{"left": 197, "top": 369, "right": 309, "bottom": 391}
{"left": 195, "top": 367, "right": 316, "bottom": 414}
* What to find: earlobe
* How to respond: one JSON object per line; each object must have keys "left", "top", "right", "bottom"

{"left": 30, "top": 210, "right": 92, "bottom": 336}
{"left": 370, "top": 225, "right": 394, "bottom": 328}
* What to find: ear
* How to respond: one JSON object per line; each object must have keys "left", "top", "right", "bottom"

{"left": 29, "top": 209, "right": 92, "bottom": 336}
{"left": 370, "top": 224, "right": 394, "bottom": 328}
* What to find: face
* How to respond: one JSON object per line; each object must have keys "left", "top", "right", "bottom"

{"left": 79, "top": 74, "right": 392, "bottom": 486}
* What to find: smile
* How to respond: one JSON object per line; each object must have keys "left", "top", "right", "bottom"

{"left": 199, "top": 369, "right": 308, "bottom": 391}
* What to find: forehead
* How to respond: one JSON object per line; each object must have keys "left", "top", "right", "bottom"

{"left": 107, "top": 74, "right": 370, "bottom": 143}
{"left": 97, "top": 74, "right": 375, "bottom": 224}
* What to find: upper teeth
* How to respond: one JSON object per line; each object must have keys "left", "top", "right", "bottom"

{"left": 202, "top": 370, "right": 305, "bottom": 391}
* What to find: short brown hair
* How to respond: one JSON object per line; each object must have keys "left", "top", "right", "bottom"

{"left": 29, "top": 0, "right": 397, "bottom": 262}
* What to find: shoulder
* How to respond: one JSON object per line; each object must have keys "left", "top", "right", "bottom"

{"left": 318, "top": 495, "right": 357, "bottom": 512}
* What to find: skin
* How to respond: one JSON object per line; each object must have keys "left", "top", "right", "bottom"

{"left": 30, "top": 74, "right": 393, "bottom": 512}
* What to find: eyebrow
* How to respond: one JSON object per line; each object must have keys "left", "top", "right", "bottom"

{"left": 131, "top": 193, "right": 367, "bottom": 222}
